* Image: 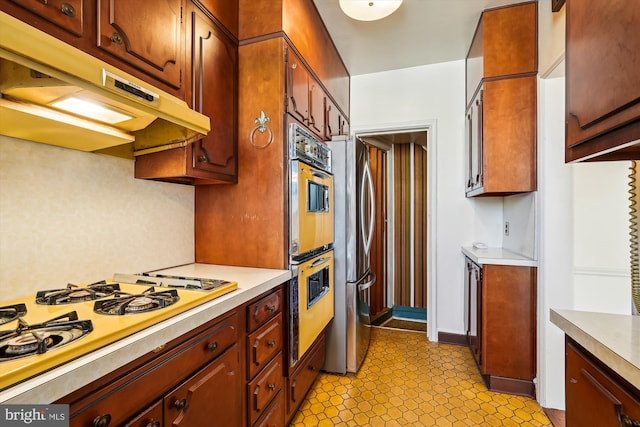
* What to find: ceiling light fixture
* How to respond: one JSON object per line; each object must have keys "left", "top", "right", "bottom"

{"left": 339, "top": 0, "right": 403, "bottom": 22}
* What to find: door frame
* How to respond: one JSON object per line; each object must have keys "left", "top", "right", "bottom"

{"left": 350, "top": 119, "right": 438, "bottom": 342}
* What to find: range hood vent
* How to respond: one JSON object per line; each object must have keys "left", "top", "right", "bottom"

{"left": 0, "top": 12, "right": 210, "bottom": 156}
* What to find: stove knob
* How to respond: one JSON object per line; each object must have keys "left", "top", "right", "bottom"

{"left": 93, "top": 414, "right": 111, "bottom": 427}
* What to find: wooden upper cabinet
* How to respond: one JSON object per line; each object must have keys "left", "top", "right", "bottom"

{"left": 198, "top": 0, "right": 238, "bottom": 36}
{"left": 287, "top": 49, "right": 310, "bottom": 126}
{"left": 565, "top": 1, "right": 640, "bottom": 162}
{"left": 325, "top": 97, "right": 347, "bottom": 141}
{"left": 97, "top": 0, "right": 184, "bottom": 89}
{"left": 188, "top": 3, "right": 238, "bottom": 181}
{"left": 6, "top": 0, "right": 85, "bottom": 37}
{"left": 465, "top": 1, "right": 537, "bottom": 198}
{"left": 466, "top": 1, "right": 537, "bottom": 107}
{"left": 134, "top": 1, "right": 238, "bottom": 185}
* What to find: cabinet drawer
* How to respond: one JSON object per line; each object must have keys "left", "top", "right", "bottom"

{"left": 248, "top": 353, "right": 283, "bottom": 425}
{"left": 247, "top": 288, "right": 282, "bottom": 332}
{"left": 566, "top": 341, "right": 640, "bottom": 427}
{"left": 66, "top": 313, "right": 238, "bottom": 426}
{"left": 248, "top": 312, "right": 283, "bottom": 379}
{"left": 123, "top": 400, "right": 162, "bottom": 427}
{"left": 254, "top": 390, "right": 285, "bottom": 427}
{"left": 7, "top": 0, "right": 84, "bottom": 37}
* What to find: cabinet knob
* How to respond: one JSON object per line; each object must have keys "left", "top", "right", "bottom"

{"left": 619, "top": 413, "right": 640, "bottom": 427}
{"left": 174, "top": 398, "right": 189, "bottom": 412}
{"left": 267, "top": 305, "right": 276, "bottom": 313}
{"left": 145, "top": 422, "right": 161, "bottom": 427}
{"left": 206, "top": 341, "right": 218, "bottom": 352}
{"left": 267, "top": 340, "right": 276, "bottom": 348}
{"left": 61, "top": 3, "right": 76, "bottom": 17}
{"left": 110, "top": 32, "right": 123, "bottom": 45}
{"left": 93, "top": 414, "right": 111, "bottom": 427}
{"left": 267, "top": 384, "right": 276, "bottom": 391}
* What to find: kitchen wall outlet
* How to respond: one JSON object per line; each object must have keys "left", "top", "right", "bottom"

{"left": 504, "top": 221, "right": 510, "bottom": 236}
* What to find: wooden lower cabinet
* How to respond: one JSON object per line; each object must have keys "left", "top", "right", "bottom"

{"left": 286, "top": 333, "right": 326, "bottom": 423}
{"left": 565, "top": 338, "right": 640, "bottom": 427}
{"left": 164, "top": 346, "right": 242, "bottom": 426}
{"left": 255, "top": 391, "right": 285, "bottom": 427}
{"left": 57, "top": 285, "right": 288, "bottom": 427}
{"left": 464, "top": 257, "right": 537, "bottom": 397}
{"left": 246, "top": 288, "right": 285, "bottom": 427}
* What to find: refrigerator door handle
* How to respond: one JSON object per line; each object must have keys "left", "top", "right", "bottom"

{"left": 358, "top": 272, "right": 376, "bottom": 291}
{"left": 360, "top": 158, "right": 375, "bottom": 255}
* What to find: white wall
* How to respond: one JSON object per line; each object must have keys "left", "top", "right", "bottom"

{"left": 572, "top": 161, "right": 632, "bottom": 314}
{"left": 0, "top": 136, "right": 195, "bottom": 300}
{"left": 350, "top": 60, "right": 504, "bottom": 336}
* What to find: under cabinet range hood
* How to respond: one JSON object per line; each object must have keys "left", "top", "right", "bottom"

{"left": 0, "top": 12, "right": 210, "bottom": 155}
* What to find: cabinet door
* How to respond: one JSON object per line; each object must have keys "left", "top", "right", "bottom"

{"left": 465, "top": 260, "right": 482, "bottom": 367}
{"left": 465, "top": 89, "right": 483, "bottom": 194}
{"left": 187, "top": 4, "right": 237, "bottom": 180}
{"left": 308, "top": 77, "right": 325, "bottom": 138}
{"left": 287, "top": 50, "right": 309, "bottom": 125}
{"left": 325, "top": 97, "right": 342, "bottom": 140}
{"left": 566, "top": 341, "right": 640, "bottom": 427}
{"left": 97, "top": 0, "right": 184, "bottom": 89}
{"left": 164, "top": 346, "right": 242, "bottom": 427}
{"left": 565, "top": 1, "right": 640, "bottom": 161}
{"left": 7, "top": 0, "right": 84, "bottom": 37}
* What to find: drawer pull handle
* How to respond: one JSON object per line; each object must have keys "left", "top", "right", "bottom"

{"left": 145, "top": 422, "right": 160, "bottom": 427}
{"left": 267, "top": 305, "right": 276, "bottom": 313}
{"left": 110, "top": 32, "right": 123, "bottom": 45}
{"left": 267, "top": 340, "right": 276, "bottom": 348}
{"left": 93, "top": 414, "right": 111, "bottom": 427}
{"left": 61, "top": 3, "right": 76, "bottom": 17}
{"left": 268, "top": 383, "right": 276, "bottom": 391}
{"left": 174, "top": 398, "right": 188, "bottom": 412}
{"left": 207, "top": 342, "right": 218, "bottom": 352}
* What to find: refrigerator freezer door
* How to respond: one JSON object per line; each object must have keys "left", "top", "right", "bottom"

{"left": 346, "top": 271, "right": 375, "bottom": 373}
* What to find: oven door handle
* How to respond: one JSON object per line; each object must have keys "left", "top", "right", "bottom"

{"left": 358, "top": 272, "right": 377, "bottom": 292}
{"left": 310, "top": 256, "right": 331, "bottom": 268}
{"left": 311, "top": 170, "right": 330, "bottom": 179}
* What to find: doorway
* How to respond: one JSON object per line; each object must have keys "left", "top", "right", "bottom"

{"left": 359, "top": 130, "right": 429, "bottom": 328}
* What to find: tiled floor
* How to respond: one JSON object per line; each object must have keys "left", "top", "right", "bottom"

{"left": 290, "top": 327, "right": 552, "bottom": 427}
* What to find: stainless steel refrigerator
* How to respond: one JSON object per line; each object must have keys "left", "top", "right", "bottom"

{"left": 324, "top": 135, "right": 376, "bottom": 374}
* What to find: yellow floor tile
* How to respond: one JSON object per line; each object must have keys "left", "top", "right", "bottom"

{"left": 289, "top": 327, "right": 552, "bottom": 427}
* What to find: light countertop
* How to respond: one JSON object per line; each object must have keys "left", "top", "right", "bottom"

{"left": 550, "top": 309, "right": 640, "bottom": 391}
{"left": 461, "top": 246, "right": 537, "bottom": 267}
{"left": 0, "top": 264, "right": 291, "bottom": 404}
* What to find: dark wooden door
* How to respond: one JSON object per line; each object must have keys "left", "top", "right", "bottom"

{"left": 565, "top": 0, "right": 640, "bottom": 161}
{"left": 97, "top": 0, "right": 184, "bottom": 88}
{"left": 164, "top": 346, "right": 242, "bottom": 427}
{"left": 187, "top": 3, "right": 237, "bottom": 180}
{"left": 287, "top": 49, "right": 309, "bottom": 125}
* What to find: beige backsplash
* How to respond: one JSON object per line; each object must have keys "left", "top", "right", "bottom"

{"left": 0, "top": 136, "right": 195, "bottom": 301}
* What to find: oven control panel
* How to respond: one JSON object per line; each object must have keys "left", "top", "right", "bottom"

{"left": 289, "top": 123, "right": 331, "bottom": 173}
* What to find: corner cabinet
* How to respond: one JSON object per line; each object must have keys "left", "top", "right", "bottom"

{"left": 134, "top": 0, "right": 238, "bottom": 185}
{"left": 564, "top": 1, "right": 640, "bottom": 162}
{"left": 465, "top": 1, "right": 537, "bottom": 197}
{"left": 464, "top": 257, "right": 537, "bottom": 397}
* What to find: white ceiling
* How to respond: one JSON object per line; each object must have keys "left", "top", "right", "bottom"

{"left": 313, "top": 0, "right": 527, "bottom": 76}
